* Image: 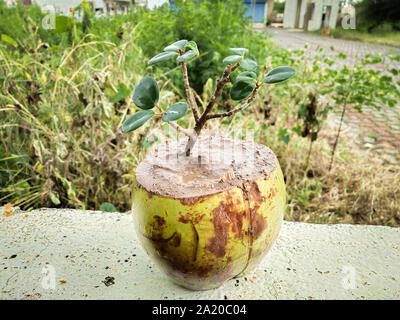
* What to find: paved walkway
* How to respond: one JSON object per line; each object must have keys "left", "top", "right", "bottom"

{"left": 267, "top": 28, "right": 400, "bottom": 68}
{"left": 1, "top": 208, "right": 399, "bottom": 300}
{"left": 267, "top": 28, "right": 400, "bottom": 166}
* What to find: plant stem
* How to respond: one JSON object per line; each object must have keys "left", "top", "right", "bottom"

{"left": 206, "top": 83, "right": 261, "bottom": 120}
{"left": 184, "top": 62, "right": 240, "bottom": 156}
{"left": 305, "top": 138, "right": 313, "bottom": 171}
{"left": 200, "top": 62, "right": 240, "bottom": 121}
{"left": 168, "top": 121, "right": 194, "bottom": 138}
{"left": 329, "top": 101, "right": 347, "bottom": 171}
{"left": 181, "top": 61, "right": 199, "bottom": 123}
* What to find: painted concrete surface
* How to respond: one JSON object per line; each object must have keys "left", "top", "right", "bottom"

{"left": 1, "top": 208, "right": 399, "bottom": 300}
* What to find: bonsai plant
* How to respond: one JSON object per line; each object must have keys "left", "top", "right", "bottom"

{"left": 122, "top": 40, "right": 295, "bottom": 290}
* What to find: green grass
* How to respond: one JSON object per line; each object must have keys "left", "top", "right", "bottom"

{"left": 324, "top": 28, "right": 400, "bottom": 48}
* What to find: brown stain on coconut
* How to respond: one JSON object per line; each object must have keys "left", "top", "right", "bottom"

{"left": 152, "top": 251, "right": 235, "bottom": 290}
{"left": 147, "top": 191, "right": 154, "bottom": 199}
{"left": 247, "top": 181, "right": 265, "bottom": 203}
{"left": 206, "top": 191, "right": 246, "bottom": 258}
{"left": 251, "top": 212, "right": 267, "bottom": 239}
{"left": 178, "top": 212, "right": 205, "bottom": 225}
{"left": 143, "top": 231, "right": 177, "bottom": 243}
{"left": 153, "top": 215, "right": 166, "bottom": 228}
{"left": 178, "top": 213, "right": 191, "bottom": 224}
{"left": 246, "top": 181, "right": 268, "bottom": 240}
{"left": 144, "top": 232, "right": 182, "bottom": 260}
{"left": 180, "top": 197, "right": 201, "bottom": 206}
{"left": 170, "top": 233, "right": 181, "bottom": 247}
{"left": 268, "top": 186, "right": 277, "bottom": 199}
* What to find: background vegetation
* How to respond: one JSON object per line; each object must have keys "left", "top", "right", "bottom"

{"left": 1, "top": 0, "right": 399, "bottom": 226}
{"left": 327, "top": 0, "right": 400, "bottom": 47}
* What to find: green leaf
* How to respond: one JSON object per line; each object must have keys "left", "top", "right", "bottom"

{"left": 223, "top": 55, "right": 243, "bottom": 65}
{"left": 148, "top": 51, "right": 177, "bottom": 65}
{"left": 110, "top": 83, "right": 130, "bottom": 103}
{"left": 176, "top": 50, "right": 198, "bottom": 63}
{"left": 263, "top": 66, "right": 296, "bottom": 84}
{"left": 238, "top": 71, "right": 257, "bottom": 79}
{"left": 237, "top": 71, "right": 257, "bottom": 81}
{"left": 162, "top": 102, "right": 188, "bottom": 122}
{"left": 164, "top": 40, "right": 189, "bottom": 52}
{"left": 240, "top": 59, "right": 258, "bottom": 71}
{"left": 278, "top": 128, "right": 290, "bottom": 145}
{"left": 122, "top": 110, "right": 154, "bottom": 133}
{"left": 132, "top": 77, "right": 159, "bottom": 109}
{"left": 49, "top": 192, "right": 60, "bottom": 205}
{"left": 186, "top": 41, "right": 198, "bottom": 52}
{"left": 100, "top": 202, "right": 118, "bottom": 212}
{"left": 230, "top": 47, "right": 248, "bottom": 55}
{"left": 1, "top": 34, "right": 17, "bottom": 48}
{"left": 230, "top": 79, "right": 255, "bottom": 101}
{"left": 54, "top": 16, "right": 73, "bottom": 34}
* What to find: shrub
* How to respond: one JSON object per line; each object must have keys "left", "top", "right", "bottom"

{"left": 0, "top": 1, "right": 62, "bottom": 47}
{"left": 355, "top": 0, "right": 400, "bottom": 33}
{"left": 94, "top": 0, "right": 269, "bottom": 94}
{"left": 0, "top": 20, "right": 149, "bottom": 211}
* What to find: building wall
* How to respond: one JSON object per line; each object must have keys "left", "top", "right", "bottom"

{"left": 147, "top": 0, "right": 169, "bottom": 9}
{"left": 307, "top": 0, "right": 323, "bottom": 31}
{"left": 298, "top": 0, "right": 307, "bottom": 28}
{"left": 326, "top": 0, "right": 339, "bottom": 29}
{"left": 283, "top": 0, "right": 296, "bottom": 28}
{"left": 265, "top": 0, "right": 274, "bottom": 20}
{"left": 284, "top": 0, "right": 339, "bottom": 30}
{"left": 307, "top": 0, "right": 339, "bottom": 31}
{"left": 33, "top": 0, "right": 82, "bottom": 14}
{"left": 243, "top": 0, "right": 267, "bottom": 23}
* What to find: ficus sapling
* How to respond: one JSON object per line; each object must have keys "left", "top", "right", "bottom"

{"left": 121, "top": 40, "right": 296, "bottom": 156}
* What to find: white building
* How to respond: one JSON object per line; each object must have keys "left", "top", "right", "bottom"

{"left": 283, "top": 0, "right": 340, "bottom": 31}
{"left": 245, "top": 0, "right": 340, "bottom": 31}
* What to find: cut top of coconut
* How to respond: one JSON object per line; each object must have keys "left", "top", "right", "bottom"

{"left": 135, "top": 135, "right": 277, "bottom": 199}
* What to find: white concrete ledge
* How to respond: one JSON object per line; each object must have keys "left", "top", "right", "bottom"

{"left": 1, "top": 208, "right": 399, "bottom": 300}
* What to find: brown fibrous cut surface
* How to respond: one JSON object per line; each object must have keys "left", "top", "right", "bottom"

{"left": 135, "top": 135, "right": 277, "bottom": 199}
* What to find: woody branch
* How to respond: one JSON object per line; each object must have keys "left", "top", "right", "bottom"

{"left": 206, "top": 83, "right": 261, "bottom": 120}
{"left": 184, "top": 62, "right": 241, "bottom": 156}
{"left": 181, "top": 61, "right": 200, "bottom": 123}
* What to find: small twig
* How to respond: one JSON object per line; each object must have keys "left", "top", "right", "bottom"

{"left": 329, "top": 101, "right": 347, "bottom": 171}
{"left": 206, "top": 84, "right": 261, "bottom": 120}
{"left": 168, "top": 121, "right": 194, "bottom": 138}
{"left": 216, "top": 101, "right": 232, "bottom": 110}
{"left": 181, "top": 61, "right": 199, "bottom": 123}
{"left": 183, "top": 62, "right": 240, "bottom": 156}
{"left": 192, "top": 89, "right": 205, "bottom": 112}
{"left": 305, "top": 138, "right": 313, "bottom": 172}
{"left": 199, "top": 62, "right": 240, "bottom": 123}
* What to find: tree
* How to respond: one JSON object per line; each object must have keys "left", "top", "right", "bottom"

{"left": 356, "top": 0, "right": 400, "bottom": 32}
